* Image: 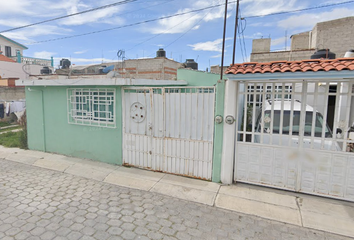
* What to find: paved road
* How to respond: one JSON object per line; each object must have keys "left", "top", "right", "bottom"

{"left": 0, "top": 159, "right": 352, "bottom": 240}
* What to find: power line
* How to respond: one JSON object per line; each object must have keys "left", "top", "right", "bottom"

{"left": 126, "top": 6, "right": 201, "bottom": 52}
{"left": 0, "top": 0, "right": 141, "bottom": 34}
{"left": 145, "top": 3, "right": 214, "bottom": 58}
{"left": 24, "top": 0, "right": 354, "bottom": 45}
{"left": 246, "top": 0, "right": 354, "bottom": 19}
{"left": 28, "top": 1, "right": 234, "bottom": 44}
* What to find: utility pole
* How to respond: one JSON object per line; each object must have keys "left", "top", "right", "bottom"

{"left": 232, "top": 0, "right": 240, "bottom": 65}
{"left": 220, "top": 0, "right": 229, "bottom": 80}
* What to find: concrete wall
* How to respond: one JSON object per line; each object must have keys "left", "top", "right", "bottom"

{"left": 70, "top": 58, "right": 183, "bottom": 80}
{"left": 120, "top": 58, "right": 182, "bottom": 80}
{"left": 0, "top": 87, "right": 25, "bottom": 101}
{"left": 251, "top": 17, "right": 354, "bottom": 62}
{"left": 0, "top": 61, "right": 45, "bottom": 79}
{"left": 250, "top": 49, "right": 314, "bottom": 62}
{"left": 314, "top": 17, "right": 354, "bottom": 58}
{"left": 291, "top": 32, "right": 310, "bottom": 50}
{"left": 26, "top": 86, "right": 123, "bottom": 165}
{"left": 252, "top": 38, "right": 271, "bottom": 53}
{"left": 210, "top": 65, "right": 229, "bottom": 74}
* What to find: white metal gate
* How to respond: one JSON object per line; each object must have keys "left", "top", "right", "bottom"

{"left": 123, "top": 87, "right": 215, "bottom": 180}
{"left": 234, "top": 80, "right": 354, "bottom": 201}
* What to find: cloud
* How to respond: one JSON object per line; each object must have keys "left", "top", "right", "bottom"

{"left": 0, "top": 0, "right": 33, "bottom": 15}
{"left": 74, "top": 50, "right": 88, "bottom": 54}
{"left": 271, "top": 36, "right": 287, "bottom": 46}
{"left": 33, "top": 51, "right": 56, "bottom": 59}
{"left": 188, "top": 38, "right": 231, "bottom": 52}
{"left": 150, "top": 8, "right": 203, "bottom": 34}
{"left": 277, "top": 7, "right": 354, "bottom": 29}
{"left": 210, "top": 54, "right": 222, "bottom": 58}
{"left": 59, "top": 6, "right": 125, "bottom": 26}
{"left": 241, "top": 0, "right": 301, "bottom": 16}
{"left": 149, "top": 0, "right": 233, "bottom": 34}
{"left": 54, "top": 57, "right": 114, "bottom": 65}
{"left": 2, "top": 25, "right": 72, "bottom": 42}
{"left": 0, "top": 19, "right": 31, "bottom": 28}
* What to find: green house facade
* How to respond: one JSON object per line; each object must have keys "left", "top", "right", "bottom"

{"left": 17, "top": 69, "right": 225, "bottom": 182}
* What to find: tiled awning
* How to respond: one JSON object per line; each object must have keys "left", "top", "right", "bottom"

{"left": 225, "top": 58, "right": 354, "bottom": 75}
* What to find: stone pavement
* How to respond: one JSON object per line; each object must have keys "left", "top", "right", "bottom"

{"left": 0, "top": 159, "right": 352, "bottom": 240}
{"left": 1, "top": 145, "right": 354, "bottom": 239}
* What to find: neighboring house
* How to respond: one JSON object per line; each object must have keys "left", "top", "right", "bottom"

{"left": 57, "top": 49, "right": 185, "bottom": 80}
{"left": 0, "top": 34, "right": 27, "bottom": 58}
{"left": 0, "top": 35, "right": 53, "bottom": 81}
{"left": 221, "top": 58, "right": 354, "bottom": 202}
{"left": 251, "top": 16, "right": 354, "bottom": 62}
{"left": 16, "top": 69, "right": 224, "bottom": 182}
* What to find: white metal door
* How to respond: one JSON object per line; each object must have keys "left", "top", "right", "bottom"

{"left": 123, "top": 87, "right": 215, "bottom": 180}
{"left": 233, "top": 80, "right": 354, "bottom": 201}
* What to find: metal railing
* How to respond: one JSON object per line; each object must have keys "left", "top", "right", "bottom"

{"left": 236, "top": 80, "right": 354, "bottom": 153}
{"left": 10, "top": 56, "right": 53, "bottom": 67}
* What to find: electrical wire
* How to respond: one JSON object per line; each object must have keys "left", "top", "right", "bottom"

{"left": 0, "top": 0, "right": 140, "bottom": 34}
{"left": 145, "top": 1, "right": 216, "bottom": 58}
{"left": 27, "top": 1, "right": 232, "bottom": 44}
{"left": 126, "top": 8, "right": 201, "bottom": 52}
{"left": 239, "top": 10, "right": 247, "bottom": 61}
{"left": 18, "top": 0, "right": 354, "bottom": 45}
{"left": 245, "top": 0, "right": 354, "bottom": 19}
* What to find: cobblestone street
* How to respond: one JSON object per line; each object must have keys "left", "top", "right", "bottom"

{"left": 0, "top": 159, "right": 352, "bottom": 240}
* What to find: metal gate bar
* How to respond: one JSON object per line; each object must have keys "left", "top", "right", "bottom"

{"left": 123, "top": 87, "right": 215, "bottom": 180}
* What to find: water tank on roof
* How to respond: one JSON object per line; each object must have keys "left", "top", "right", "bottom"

{"left": 40, "top": 66, "right": 52, "bottom": 75}
{"left": 310, "top": 49, "right": 335, "bottom": 59}
{"left": 156, "top": 48, "right": 166, "bottom": 58}
{"left": 344, "top": 49, "right": 354, "bottom": 58}
{"left": 60, "top": 58, "right": 71, "bottom": 69}
{"left": 185, "top": 59, "right": 198, "bottom": 70}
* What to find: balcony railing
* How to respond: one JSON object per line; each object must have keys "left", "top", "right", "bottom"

{"left": 10, "top": 55, "right": 53, "bottom": 67}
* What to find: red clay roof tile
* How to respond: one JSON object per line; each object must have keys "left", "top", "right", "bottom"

{"left": 0, "top": 54, "right": 16, "bottom": 63}
{"left": 225, "top": 58, "right": 354, "bottom": 75}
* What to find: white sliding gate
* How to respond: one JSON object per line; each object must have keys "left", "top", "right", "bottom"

{"left": 234, "top": 80, "right": 354, "bottom": 201}
{"left": 123, "top": 87, "right": 215, "bottom": 180}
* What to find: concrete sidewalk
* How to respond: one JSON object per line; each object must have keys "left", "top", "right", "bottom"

{"left": 1, "top": 145, "right": 353, "bottom": 238}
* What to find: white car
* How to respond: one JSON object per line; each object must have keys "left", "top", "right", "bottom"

{"left": 254, "top": 100, "right": 341, "bottom": 151}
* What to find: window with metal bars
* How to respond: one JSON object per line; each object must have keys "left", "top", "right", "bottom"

{"left": 67, "top": 88, "right": 115, "bottom": 128}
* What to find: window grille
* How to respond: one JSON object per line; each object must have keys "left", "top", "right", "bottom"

{"left": 67, "top": 88, "right": 115, "bottom": 128}
{"left": 247, "top": 84, "right": 292, "bottom": 106}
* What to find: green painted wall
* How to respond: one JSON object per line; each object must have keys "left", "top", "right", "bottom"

{"left": 26, "top": 86, "right": 123, "bottom": 165}
{"left": 177, "top": 68, "right": 219, "bottom": 86}
{"left": 26, "top": 70, "right": 226, "bottom": 181}
{"left": 178, "top": 69, "right": 225, "bottom": 183}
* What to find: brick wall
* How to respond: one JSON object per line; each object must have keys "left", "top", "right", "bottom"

{"left": 0, "top": 87, "right": 25, "bottom": 101}
{"left": 121, "top": 58, "right": 182, "bottom": 80}
{"left": 251, "top": 17, "right": 354, "bottom": 62}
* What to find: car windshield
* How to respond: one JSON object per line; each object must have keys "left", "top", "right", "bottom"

{"left": 258, "top": 110, "right": 332, "bottom": 137}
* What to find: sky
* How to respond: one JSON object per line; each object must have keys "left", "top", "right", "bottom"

{"left": 1, "top": 0, "right": 354, "bottom": 71}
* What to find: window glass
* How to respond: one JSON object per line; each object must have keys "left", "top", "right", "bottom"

{"left": 67, "top": 88, "right": 115, "bottom": 128}
{"left": 259, "top": 110, "right": 331, "bottom": 137}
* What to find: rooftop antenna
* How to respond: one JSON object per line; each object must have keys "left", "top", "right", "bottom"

{"left": 285, "top": 30, "right": 287, "bottom": 51}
